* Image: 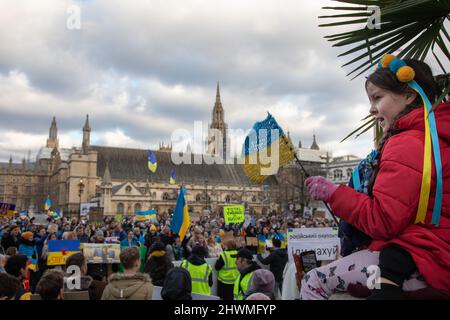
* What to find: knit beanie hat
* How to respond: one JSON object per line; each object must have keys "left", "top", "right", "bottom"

{"left": 251, "top": 269, "right": 275, "bottom": 293}
{"left": 21, "top": 231, "right": 34, "bottom": 241}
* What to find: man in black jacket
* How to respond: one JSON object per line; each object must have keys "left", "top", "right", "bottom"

{"left": 257, "top": 238, "right": 288, "bottom": 292}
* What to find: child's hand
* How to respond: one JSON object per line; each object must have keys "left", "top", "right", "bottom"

{"left": 305, "top": 176, "right": 338, "bottom": 202}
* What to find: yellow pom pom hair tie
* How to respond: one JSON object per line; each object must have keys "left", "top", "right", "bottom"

{"left": 376, "top": 54, "right": 443, "bottom": 226}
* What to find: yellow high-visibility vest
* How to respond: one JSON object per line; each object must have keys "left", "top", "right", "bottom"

{"left": 233, "top": 271, "right": 254, "bottom": 300}
{"left": 217, "top": 250, "right": 239, "bottom": 285}
{"left": 181, "top": 260, "right": 212, "bottom": 295}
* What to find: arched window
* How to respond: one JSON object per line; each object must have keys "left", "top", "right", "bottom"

{"left": 252, "top": 196, "right": 257, "bottom": 202}
{"left": 347, "top": 168, "right": 353, "bottom": 178}
{"left": 196, "top": 194, "right": 201, "bottom": 202}
{"left": 117, "top": 203, "right": 124, "bottom": 214}
{"left": 125, "top": 186, "right": 132, "bottom": 194}
{"left": 163, "top": 192, "right": 170, "bottom": 201}
{"left": 134, "top": 203, "right": 141, "bottom": 213}
{"left": 225, "top": 195, "right": 231, "bottom": 203}
{"left": 333, "top": 169, "right": 343, "bottom": 180}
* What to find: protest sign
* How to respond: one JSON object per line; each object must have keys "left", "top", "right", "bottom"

{"left": 80, "top": 202, "right": 97, "bottom": 217}
{"left": 245, "top": 237, "right": 258, "bottom": 247}
{"left": 235, "top": 236, "right": 246, "bottom": 248}
{"left": 223, "top": 205, "right": 244, "bottom": 224}
{"left": 105, "top": 237, "right": 119, "bottom": 244}
{"left": 115, "top": 214, "right": 123, "bottom": 223}
{"left": 0, "top": 202, "right": 16, "bottom": 218}
{"left": 287, "top": 227, "right": 340, "bottom": 262}
{"left": 220, "top": 231, "right": 234, "bottom": 244}
{"left": 47, "top": 240, "right": 80, "bottom": 266}
{"left": 82, "top": 243, "right": 121, "bottom": 264}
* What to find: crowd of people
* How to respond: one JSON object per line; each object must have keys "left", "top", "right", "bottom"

{"left": 0, "top": 210, "right": 337, "bottom": 300}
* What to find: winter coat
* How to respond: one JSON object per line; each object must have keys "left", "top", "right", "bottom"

{"left": 144, "top": 253, "right": 174, "bottom": 286}
{"left": 329, "top": 102, "right": 450, "bottom": 295}
{"left": 18, "top": 237, "right": 36, "bottom": 260}
{"left": 257, "top": 248, "right": 288, "bottom": 283}
{"left": 1, "top": 233, "right": 19, "bottom": 251}
{"left": 101, "top": 273, "right": 153, "bottom": 300}
{"left": 161, "top": 267, "right": 192, "bottom": 300}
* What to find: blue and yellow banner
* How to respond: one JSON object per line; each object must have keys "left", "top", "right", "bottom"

{"left": 44, "top": 195, "right": 52, "bottom": 211}
{"left": 47, "top": 240, "right": 81, "bottom": 266}
{"left": 134, "top": 209, "right": 157, "bottom": 222}
{"left": 169, "top": 169, "right": 176, "bottom": 185}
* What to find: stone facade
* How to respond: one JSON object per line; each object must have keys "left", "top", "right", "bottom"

{"left": 0, "top": 84, "right": 327, "bottom": 218}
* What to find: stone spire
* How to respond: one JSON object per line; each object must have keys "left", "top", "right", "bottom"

{"left": 46, "top": 116, "right": 59, "bottom": 149}
{"left": 208, "top": 82, "right": 228, "bottom": 158}
{"left": 82, "top": 114, "right": 91, "bottom": 154}
{"left": 310, "top": 134, "right": 320, "bottom": 150}
{"left": 298, "top": 139, "right": 302, "bottom": 148}
{"left": 102, "top": 161, "right": 112, "bottom": 185}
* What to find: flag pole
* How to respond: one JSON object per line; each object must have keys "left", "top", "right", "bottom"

{"left": 292, "top": 149, "right": 349, "bottom": 241}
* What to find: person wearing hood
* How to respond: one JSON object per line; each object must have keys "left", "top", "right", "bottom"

{"left": 161, "top": 267, "right": 192, "bottom": 300}
{"left": 233, "top": 248, "right": 260, "bottom": 300}
{"left": 101, "top": 247, "right": 153, "bottom": 300}
{"left": 144, "top": 224, "right": 160, "bottom": 258}
{"left": 244, "top": 269, "right": 276, "bottom": 300}
{"left": 65, "top": 253, "right": 106, "bottom": 300}
{"left": 257, "top": 238, "right": 288, "bottom": 292}
{"left": 181, "top": 245, "right": 212, "bottom": 295}
{"left": 144, "top": 241, "right": 174, "bottom": 286}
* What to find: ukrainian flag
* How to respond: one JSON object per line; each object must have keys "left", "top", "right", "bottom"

{"left": 242, "top": 113, "right": 295, "bottom": 184}
{"left": 47, "top": 240, "right": 80, "bottom": 266}
{"left": 147, "top": 149, "right": 157, "bottom": 173}
{"left": 169, "top": 169, "right": 176, "bottom": 185}
{"left": 171, "top": 186, "right": 190, "bottom": 241}
{"left": 44, "top": 195, "right": 52, "bottom": 211}
{"left": 134, "top": 209, "right": 157, "bottom": 222}
{"left": 19, "top": 212, "right": 28, "bottom": 219}
{"left": 50, "top": 208, "right": 62, "bottom": 220}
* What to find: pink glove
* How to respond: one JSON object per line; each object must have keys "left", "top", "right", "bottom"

{"left": 305, "top": 176, "right": 338, "bottom": 202}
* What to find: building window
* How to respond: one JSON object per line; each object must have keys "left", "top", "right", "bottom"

{"left": 196, "top": 194, "right": 201, "bottom": 202}
{"left": 134, "top": 203, "right": 141, "bottom": 213}
{"left": 12, "top": 186, "right": 18, "bottom": 194}
{"left": 333, "top": 169, "right": 343, "bottom": 180}
{"left": 347, "top": 168, "right": 353, "bottom": 178}
{"left": 117, "top": 203, "right": 124, "bottom": 214}
{"left": 225, "top": 195, "right": 231, "bottom": 203}
{"left": 125, "top": 186, "right": 132, "bottom": 194}
{"left": 163, "top": 192, "right": 170, "bottom": 201}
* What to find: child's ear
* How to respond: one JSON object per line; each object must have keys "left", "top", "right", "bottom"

{"left": 405, "top": 89, "right": 417, "bottom": 105}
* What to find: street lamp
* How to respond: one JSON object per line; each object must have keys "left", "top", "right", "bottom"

{"left": 205, "top": 179, "right": 209, "bottom": 212}
{"left": 78, "top": 178, "right": 85, "bottom": 218}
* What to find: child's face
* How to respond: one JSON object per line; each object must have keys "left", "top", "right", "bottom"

{"left": 367, "top": 82, "right": 416, "bottom": 134}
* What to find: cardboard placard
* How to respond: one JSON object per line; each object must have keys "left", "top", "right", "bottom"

{"left": 245, "top": 237, "right": 258, "bottom": 247}
{"left": 287, "top": 227, "right": 340, "bottom": 262}
{"left": 82, "top": 243, "right": 121, "bottom": 264}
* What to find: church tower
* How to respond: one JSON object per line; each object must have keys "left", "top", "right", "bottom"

{"left": 207, "top": 82, "right": 228, "bottom": 158}
{"left": 310, "top": 134, "right": 320, "bottom": 150}
{"left": 46, "top": 117, "right": 59, "bottom": 149}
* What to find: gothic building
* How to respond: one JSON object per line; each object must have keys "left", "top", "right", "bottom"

{"left": 0, "top": 84, "right": 329, "bottom": 218}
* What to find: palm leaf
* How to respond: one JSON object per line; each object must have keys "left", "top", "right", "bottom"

{"left": 320, "top": 0, "right": 450, "bottom": 141}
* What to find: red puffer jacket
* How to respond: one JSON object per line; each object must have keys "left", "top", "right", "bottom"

{"left": 329, "top": 101, "right": 450, "bottom": 295}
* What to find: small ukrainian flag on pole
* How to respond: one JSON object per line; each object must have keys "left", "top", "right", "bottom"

{"left": 147, "top": 149, "right": 157, "bottom": 173}
{"left": 169, "top": 169, "right": 176, "bottom": 185}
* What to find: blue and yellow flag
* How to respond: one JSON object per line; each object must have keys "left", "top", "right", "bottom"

{"left": 134, "top": 209, "right": 157, "bottom": 222}
{"left": 147, "top": 149, "right": 157, "bottom": 173}
{"left": 19, "top": 211, "right": 28, "bottom": 219}
{"left": 47, "top": 240, "right": 80, "bottom": 266}
{"left": 44, "top": 195, "right": 52, "bottom": 211}
{"left": 50, "top": 208, "right": 62, "bottom": 220}
{"left": 169, "top": 169, "right": 176, "bottom": 185}
{"left": 242, "top": 113, "right": 295, "bottom": 184}
{"left": 171, "top": 186, "right": 190, "bottom": 241}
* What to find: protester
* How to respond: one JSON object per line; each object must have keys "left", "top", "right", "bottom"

{"left": 0, "top": 254, "right": 6, "bottom": 273}
{"left": 101, "top": 247, "right": 153, "bottom": 300}
{"left": 167, "top": 236, "right": 185, "bottom": 261}
{"left": 215, "top": 240, "right": 238, "bottom": 300}
{"left": 303, "top": 56, "right": 450, "bottom": 299}
{"left": 233, "top": 248, "right": 260, "bottom": 300}
{"left": 4, "top": 254, "right": 31, "bottom": 300}
{"left": 257, "top": 238, "right": 288, "bottom": 293}
{"left": 1, "top": 225, "right": 20, "bottom": 251}
{"left": 246, "top": 292, "right": 271, "bottom": 300}
{"left": 206, "top": 235, "right": 222, "bottom": 258}
{"left": 76, "top": 226, "right": 89, "bottom": 243}
{"left": 181, "top": 245, "right": 212, "bottom": 295}
{"left": 144, "top": 241, "right": 174, "bottom": 286}
{"left": 65, "top": 253, "right": 106, "bottom": 300}
{"left": 244, "top": 269, "right": 276, "bottom": 300}
{"left": 121, "top": 231, "right": 138, "bottom": 248}
{"left": 0, "top": 272, "right": 21, "bottom": 300}
{"left": 161, "top": 267, "right": 192, "bottom": 300}
{"left": 36, "top": 269, "right": 65, "bottom": 300}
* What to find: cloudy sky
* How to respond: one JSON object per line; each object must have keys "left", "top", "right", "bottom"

{"left": 0, "top": 0, "right": 447, "bottom": 163}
